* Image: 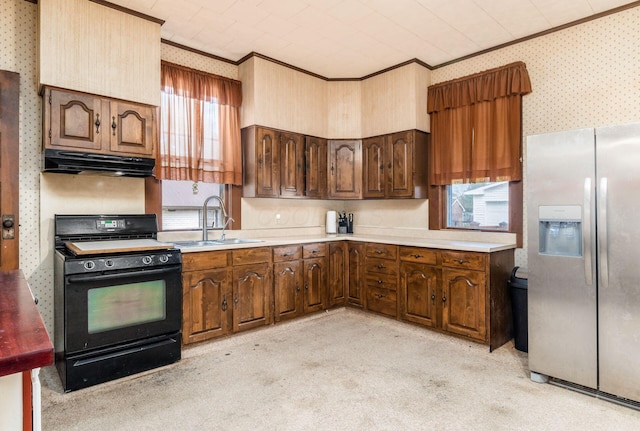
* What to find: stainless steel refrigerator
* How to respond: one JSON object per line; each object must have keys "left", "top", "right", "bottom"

{"left": 526, "top": 122, "right": 640, "bottom": 405}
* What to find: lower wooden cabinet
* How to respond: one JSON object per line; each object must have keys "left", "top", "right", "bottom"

{"left": 328, "top": 242, "right": 346, "bottom": 307}
{"left": 182, "top": 242, "right": 513, "bottom": 351}
{"left": 181, "top": 251, "right": 232, "bottom": 344}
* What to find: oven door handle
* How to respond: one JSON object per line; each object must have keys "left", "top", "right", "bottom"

{"left": 67, "top": 266, "right": 180, "bottom": 284}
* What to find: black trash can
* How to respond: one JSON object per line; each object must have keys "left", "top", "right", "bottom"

{"left": 509, "top": 266, "right": 528, "bottom": 352}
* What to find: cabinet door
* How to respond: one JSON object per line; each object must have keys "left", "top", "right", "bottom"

{"left": 109, "top": 100, "right": 155, "bottom": 156}
{"left": 273, "top": 260, "right": 303, "bottom": 322}
{"left": 328, "top": 242, "right": 346, "bottom": 307}
{"left": 328, "top": 140, "right": 362, "bottom": 199}
{"left": 347, "top": 242, "right": 365, "bottom": 306}
{"left": 363, "top": 136, "right": 385, "bottom": 198}
{"left": 387, "top": 131, "right": 413, "bottom": 197}
{"left": 232, "top": 263, "right": 273, "bottom": 332}
{"left": 442, "top": 268, "right": 486, "bottom": 341}
{"left": 305, "top": 136, "right": 327, "bottom": 198}
{"left": 303, "top": 257, "right": 327, "bottom": 313}
{"left": 255, "top": 127, "right": 280, "bottom": 197}
{"left": 182, "top": 268, "right": 232, "bottom": 344}
{"left": 279, "top": 131, "right": 305, "bottom": 197}
{"left": 400, "top": 262, "right": 439, "bottom": 328}
{"left": 46, "top": 88, "right": 103, "bottom": 151}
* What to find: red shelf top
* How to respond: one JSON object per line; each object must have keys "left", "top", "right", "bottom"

{"left": 0, "top": 270, "right": 53, "bottom": 377}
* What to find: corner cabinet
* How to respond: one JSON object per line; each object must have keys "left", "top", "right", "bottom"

{"left": 328, "top": 242, "right": 347, "bottom": 307}
{"left": 305, "top": 136, "right": 328, "bottom": 199}
{"left": 43, "top": 87, "right": 156, "bottom": 158}
{"left": 243, "top": 126, "right": 306, "bottom": 198}
{"left": 328, "top": 139, "right": 363, "bottom": 199}
{"left": 363, "top": 130, "right": 429, "bottom": 199}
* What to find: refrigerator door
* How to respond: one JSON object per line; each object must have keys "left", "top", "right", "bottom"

{"left": 526, "top": 128, "right": 597, "bottom": 389}
{"left": 596, "top": 122, "right": 640, "bottom": 402}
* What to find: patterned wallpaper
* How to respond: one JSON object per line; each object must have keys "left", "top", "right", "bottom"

{"left": 161, "top": 43, "right": 239, "bottom": 80}
{"left": 432, "top": 6, "right": 640, "bottom": 269}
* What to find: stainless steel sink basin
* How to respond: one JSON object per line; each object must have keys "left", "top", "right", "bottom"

{"left": 173, "top": 238, "right": 263, "bottom": 248}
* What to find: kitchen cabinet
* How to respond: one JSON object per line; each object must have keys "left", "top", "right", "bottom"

{"left": 347, "top": 242, "right": 365, "bottom": 307}
{"left": 273, "top": 245, "right": 303, "bottom": 322}
{"left": 328, "top": 242, "right": 346, "bottom": 307}
{"left": 364, "top": 243, "right": 399, "bottom": 318}
{"left": 43, "top": 87, "right": 156, "bottom": 158}
{"left": 398, "top": 247, "right": 513, "bottom": 350}
{"left": 363, "top": 130, "right": 429, "bottom": 199}
{"left": 328, "top": 139, "right": 363, "bottom": 199}
{"left": 243, "top": 126, "right": 305, "bottom": 198}
{"left": 181, "top": 251, "right": 232, "bottom": 344}
{"left": 303, "top": 243, "right": 327, "bottom": 313}
{"left": 399, "top": 248, "right": 439, "bottom": 328}
{"left": 231, "top": 247, "right": 273, "bottom": 332}
{"left": 305, "top": 136, "right": 327, "bottom": 199}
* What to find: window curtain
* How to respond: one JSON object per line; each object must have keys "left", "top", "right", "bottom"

{"left": 427, "top": 62, "right": 532, "bottom": 186}
{"left": 159, "top": 61, "right": 243, "bottom": 184}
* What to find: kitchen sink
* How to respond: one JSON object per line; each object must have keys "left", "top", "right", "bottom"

{"left": 173, "top": 238, "right": 263, "bottom": 248}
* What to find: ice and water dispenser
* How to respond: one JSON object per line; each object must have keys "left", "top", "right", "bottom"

{"left": 538, "top": 205, "right": 582, "bottom": 257}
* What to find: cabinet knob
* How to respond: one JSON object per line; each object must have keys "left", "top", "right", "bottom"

{"left": 376, "top": 264, "right": 385, "bottom": 269}
{"left": 442, "top": 295, "right": 447, "bottom": 303}
{"left": 95, "top": 113, "right": 101, "bottom": 134}
{"left": 431, "top": 294, "right": 436, "bottom": 301}
{"left": 111, "top": 116, "right": 117, "bottom": 136}
{"left": 377, "top": 279, "right": 384, "bottom": 284}
{"left": 456, "top": 259, "right": 469, "bottom": 265}
{"left": 413, "top": 254, "right": 422, "bottom": 259}
{"left": 222, "top": 296, "right": 228, "bottom": 311}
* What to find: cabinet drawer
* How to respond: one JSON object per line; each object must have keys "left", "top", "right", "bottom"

{"left": 366, "top": 243, "right": 398, "bottom": 260}
{"left": 182, "top": 251, "right": 229, "bottom": 272}
{"left": 365, "top": 257, "right": 399, "bottom": 276}
{"left": 366, "top": 286, "right": 397, "bottom": 317}
{"left": 366, "top": 272, "right": 398, "bottom": 291}
{"left": 399, "top": 247, "right": 438, "bottom": 265}
{"left": 303, "top": 243, "right": 327, "bottom": 259}
{"left": 273, "top": 245, "right": 302, "bottom": 262}
{"left": 232, "top": 247, "right": 272, "bottom": 266}
{"left": 441, "top": 251, "right": 485, "bottom": 271}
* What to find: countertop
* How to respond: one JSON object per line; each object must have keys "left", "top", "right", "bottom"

{"left": 0, "top": 270, "right": 54, "bottom": 377}
{"left": 172, "top": 233, "right": 516, "bottom": 253}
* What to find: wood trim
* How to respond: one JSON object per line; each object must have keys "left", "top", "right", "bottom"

{"left": 144, "top": 177, "right": 162, "bottom": 227}
{"left": 227, "top": 184, "right": 242, "bottom": 230}
{"left": 432, "top": 1, "right": 640, "bottom": 70}
{"left": 0, "top": 70, "right": 20, "bottom": 270}
{"left": 161, "top": 39, "right": 237, "bottom": 65}
{"left": 89, "top": 0, "right": 165, "bottom": 25}
{"left": 22, "top": 371, "right": 32, "bottom": 431}
{"left": 238, "top": 52, "right": 330, "bottom": 81}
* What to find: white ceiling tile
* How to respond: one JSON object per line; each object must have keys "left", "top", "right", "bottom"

{"left": 474, "top": 0, "right": 551, "bottom": 38}
{"left": 150, "top": 0, "right": 202, "bottom": 23}
{"left": 258, "top": 0, "right": 310, "bottom": 19}
{"left": 530, "top": 0, "right": 593, "bottom": 27}
{"left": 221, "top": 0, "right": 271, "bottom": 27}
{"left": 588, "top": 0, "right": 636, "bottom": 13}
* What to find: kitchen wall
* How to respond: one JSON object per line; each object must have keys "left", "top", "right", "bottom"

{"left": 3, "top": 0, "right": 638, "bottom": 335}
{"left": 431, "top": 5, "right": 640, "bottom": 268}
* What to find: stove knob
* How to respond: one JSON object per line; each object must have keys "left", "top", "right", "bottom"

{"left": 142, "top": 256, "right": 153, "bottom": 265}
{"left": 84, "top": 261, "right": 96, "bottom": 270}
{"left": 159, "top": 255, "right": 169, "bottom": 263}
{"left": 104, "top": 259, "right": 114, "bottom": 268}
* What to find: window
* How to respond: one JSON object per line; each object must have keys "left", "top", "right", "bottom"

{"left": 161, "top": 180, "right": 224, "bottom": 231}
{"left": 446, "top": 181, "right": 509, "bottom": 230}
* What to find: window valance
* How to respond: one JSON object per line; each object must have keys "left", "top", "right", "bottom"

{"left": 427, "top": 61, "right": 532, "bottom": 114}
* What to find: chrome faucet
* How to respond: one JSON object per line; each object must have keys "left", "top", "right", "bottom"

{"left": 202, "top": 195, "right": 234, "bottom": 241}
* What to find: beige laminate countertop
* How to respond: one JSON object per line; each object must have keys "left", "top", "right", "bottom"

{"left": 172, "top": 234, "right": 515, "bottom": 253}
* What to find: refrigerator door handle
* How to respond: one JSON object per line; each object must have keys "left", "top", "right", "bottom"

{"left": 599, "top": 177, "right": 609, "bottom": 289}
{"left": 583, "top": 178, "right": 593, "bottom": 286}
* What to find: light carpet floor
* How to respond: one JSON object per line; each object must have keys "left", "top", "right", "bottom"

{"left": 41, "top": 308, "right": 640, "bottom": 430}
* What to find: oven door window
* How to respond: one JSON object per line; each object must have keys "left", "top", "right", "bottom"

{"left": 88, "top": 280, "right": 166, "bottom": 334}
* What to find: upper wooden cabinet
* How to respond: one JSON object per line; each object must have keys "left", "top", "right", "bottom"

{"left": 243, "top": 126, "right": 306, "bottom": 198}
{"left": 328, "top": 139, "right": 362, "bottom": 199}
{"left": 363, "top": 130, "right": 429, "bottom": 199}
{"left": 43, "top": 87, "right": 156, "bottom": 158}
{"left": 38, "top": 0, "right": 161, "bottom": 106}
{"left": 305, "top": 136, "right": 328, "bottom": 199}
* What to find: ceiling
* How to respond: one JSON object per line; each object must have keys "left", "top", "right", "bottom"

{"left": 109, "top": 0, "right": 638, "bottom": 78}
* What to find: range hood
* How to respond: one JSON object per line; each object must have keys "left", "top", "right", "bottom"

{"left": 43, "top": 149, "right": 155, "bottom": 177}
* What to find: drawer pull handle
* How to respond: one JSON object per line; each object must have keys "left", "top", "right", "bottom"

{"left": 222, "top": 296, "right": 228, "bottom": 311}
{"left": 413, "top": 254, "right": 422, "bottom": 259}
{"left": 282, "top": 253, "right": 291, "bottom": 257}
{"left": 376, "top": 264, "right": 386, "bottom": 269}
{"left": 375, "top": 250, "right": 384, "bottom": 254}
{"left": 455, "top": 259, "right": 469, "bottom": 264}
{"left": 377, "top": 280, "right": 384, "bottom": 284}
{"left": 95, "top": 113, "right": 101, "bottom": 134}
{"left": 311, "top": 250, "right": 318, "bottom": 254}
{"left": 111, "top": 116, "right": 117, "bottom": 136}
{"left": 375, "top": 293, "right": 386, "bottom": 299}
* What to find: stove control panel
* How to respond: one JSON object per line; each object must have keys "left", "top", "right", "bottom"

{"left": 64, "top": 251, "right": 182, "bottom": 275}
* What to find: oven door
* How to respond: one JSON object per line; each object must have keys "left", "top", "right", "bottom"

{"left": 64, "top": 264, "right": 182, "bottom": 354}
